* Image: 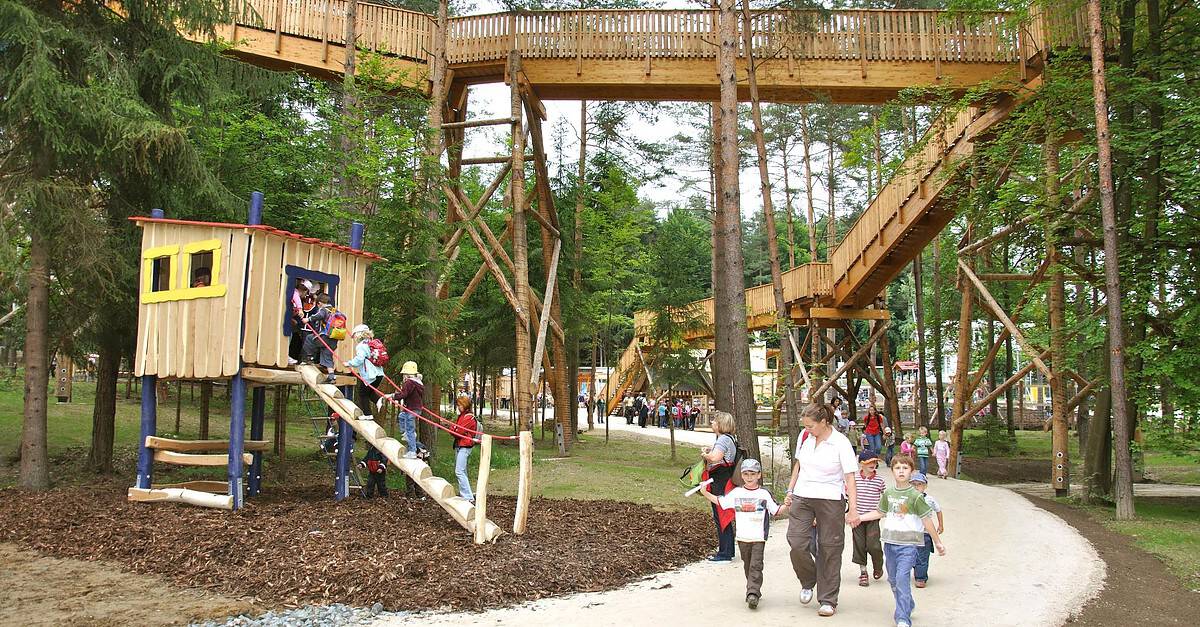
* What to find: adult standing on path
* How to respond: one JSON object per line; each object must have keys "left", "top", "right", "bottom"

{"left": 862, "top": 406, "right": 885, "bottom": 453}
{"left": 700, "top": 411, "right": 739, "bottom": 562}
{"left": 784, "top": 403, "right": 860, "bottom": 617}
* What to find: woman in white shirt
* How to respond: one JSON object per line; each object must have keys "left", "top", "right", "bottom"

{"left": 783, "top": 403, "right": 860, "bottom": 617}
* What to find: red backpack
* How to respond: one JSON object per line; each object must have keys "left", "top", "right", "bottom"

{"left": 366, "top": 338, "right": 390, "bottom": 367}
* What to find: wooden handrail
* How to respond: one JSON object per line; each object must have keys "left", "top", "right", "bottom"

{"left": 219, "top": 3, "right": 1090, "bottom": 68}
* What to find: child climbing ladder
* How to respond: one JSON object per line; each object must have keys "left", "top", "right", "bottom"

{"left": 294, "top": 363, "right": 504, "bottom": 543}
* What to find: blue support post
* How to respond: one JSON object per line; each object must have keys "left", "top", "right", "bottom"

{"left": 334, "top": 385, "right": 355, "bottom": 500}
{"left": 248, "top": 386, "right": 266, "bottom": 497}
{"left": 136, "top": 375, "right": 158, "bottom": 488}
{"left": 248, "top": 191, "right": 264, "bottom": 226}
{"left": 349, "top": 221, "right": 364, "bottom": 250}
{"left": 228, "top": 373, "right": 247, "bottom": 509}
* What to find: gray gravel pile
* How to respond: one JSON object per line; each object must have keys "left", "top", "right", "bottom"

{"left": 193, "top": 603, "right": 404, "bottom": 627}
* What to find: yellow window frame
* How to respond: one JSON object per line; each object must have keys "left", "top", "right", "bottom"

{"left": 139, "top": 239, "right": 227, "bottom": 304}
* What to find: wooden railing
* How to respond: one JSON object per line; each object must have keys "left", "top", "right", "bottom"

{"left": 219, "top": 2, "right": 1087, "bottom": 68}
{"left": 829, "top": 103, "right": 982, "bottom": 295}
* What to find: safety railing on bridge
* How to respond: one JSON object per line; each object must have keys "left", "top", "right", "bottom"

{"left": 218, "top": 2, "right": 1089, "bottom": 69}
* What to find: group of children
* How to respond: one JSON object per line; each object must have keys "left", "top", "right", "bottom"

{"left": 893, "top": 427, "right": 953, "bottom": 479}
{"left": 288, "top": 278, "right": 347, "bottom": 383}
{"left": 698, "top": 450, "right": 946, "bottom": 627}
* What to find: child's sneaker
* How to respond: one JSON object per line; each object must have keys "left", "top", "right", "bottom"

{"left": 746, "top": 594, "right": 759, "bottom": 610}
{"left": 858, "top": 572, "right": 869, "bottom": 587}
{"left": 915, "top": 580, "right": 927, "bottom": 588}
{"left": 799, "top": 588, "right": 814, "bottom": 604}
{"left": 403, "top": 452, "right": 417, "bottom": 459}
{"left": 817, "top": 604, "right": 836, "bottom": 617}
{"left": 897, "top": 622, "right": 911, "bottom": 627}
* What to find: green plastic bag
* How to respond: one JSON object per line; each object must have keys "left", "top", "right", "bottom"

{"left": 679, "top": 460, "right": 705, "bottom": 488}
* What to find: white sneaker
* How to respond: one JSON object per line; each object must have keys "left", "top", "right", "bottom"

{"left": 358, "top": 414, "right": 373, "bottom": 421}
{"left": 897, "top": 622, "right": 911, "bottom": 627}
{"left": 818, "top": 604, "right": 836, "bottom": 617}
{"left": 403, "top": 452, "right": 417, "bottom": 459}
{"left": 799, "top": 588, "right": 814, "bottom": 605}
{"left": 287, "top": 357, "right": 298, "bottom": 365}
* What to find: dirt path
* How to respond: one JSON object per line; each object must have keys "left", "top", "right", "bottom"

{"left": 375, "top": 421, "right": 1106, "bottom": 627}
{"left": 1022, "top": 496, "right": 1200, "bottom": 626}
{"left": 0, "top": 544, "right": 255, "bottom": 626}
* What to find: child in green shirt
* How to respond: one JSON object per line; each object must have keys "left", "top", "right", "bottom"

{"left": 859, "top": 455, "right": 946, "bottom": 627}
{"left": 913, "top": 426, "right": 934, "bottom": 475}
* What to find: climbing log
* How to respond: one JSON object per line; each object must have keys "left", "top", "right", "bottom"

{"left": 513, "top": 430, "right": 533, "bottom": 534}
{"left": 474, "top": 434, "right": 493, "bottom": 544}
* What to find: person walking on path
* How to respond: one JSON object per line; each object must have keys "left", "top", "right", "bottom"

{"left": 345, "top": 324, "right": 385, "bottom": 419}
{"left": 862, "top": 406, "right": 885, "bottom": 453}
{"left": 933, "top": 430, "right": 951, "bottom": 479}
{"left": 638, "top": 397, "right": 649, "bottom": 428}
{"left": 384, "top": 361, "right": 426, "bottom": 458}
{"left": 882, "top": 427, "right": 896, "bottom": 465}
{"left": 853, "top": 449, "right": 887, "bottom": 587}
{"left": 784, "top": 403, "right": 860, "bottom": 617}
{"left": 449, "top": 395, "right": 481, "bottom": 504}
{"left": 697, "top": 458, "right": 787, "bottom": 610}
{"left": 858, "top": 457, "right": 946, "bottom": 627}
{"left": 700, "top": 411, "right": 740, "bottom": 562}
{"left": 913, "top": 427, "right": 934, "bottom": 475}
{"left": 912, "top": 473, "right": 944, "bottom": 588}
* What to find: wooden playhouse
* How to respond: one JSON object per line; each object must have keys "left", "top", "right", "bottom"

{"left": 127, "top": 194, "right": 380, "bottom": 510}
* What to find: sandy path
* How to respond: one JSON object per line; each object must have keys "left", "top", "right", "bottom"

{"left": 375, "top": 411, "right": 1105, "bottom": 627}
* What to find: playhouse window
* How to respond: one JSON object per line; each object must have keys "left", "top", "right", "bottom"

{"left": 189, "top": 251, "right": 213, "bottom": 287}
{"left": 150, "top": 257, "right": 172, "bottom": 292}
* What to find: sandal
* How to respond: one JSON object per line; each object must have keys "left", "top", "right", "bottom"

{"left": 915, "top": 580, "right": 927, "bottom": 589}
{"left": 858, "top": 572, "right": 869, "bottom": 587}
{"left": 874, "top": 568, "right": 884, "bottom": 580}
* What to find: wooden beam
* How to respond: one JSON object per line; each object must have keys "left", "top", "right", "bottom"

{"left": 959, "top": 259, "right": 1053, "bottom": 380}
{"left": 242, "top": 367, "right": 355, "bottom": 387}
{"left": 127, "top": 487, "right": 233, "bottom": 509}
{"left": 813, "top": 322, "right": 887, "bottom": 399}
{"left": 529, "top": 239, "right": 561, "bottom": 387}
{"left": 460, "top": 155, "right": 516, "bottom": 166}
{"left": 801, "top": 307, "right": 890, "bottom": 320}
{"left": 953, "top": 349, "right": 1050, "bottom": 427}
{"left": 145, "top": 436, "right": 271, "bottom": 452}
{"left": 153, "top": 450, "right": 254, "bottom": 467}
{"left": 958, "top": 214, "right": 1038, "bottom": 257}
{"left": 442, "top": 116, "right": 518, "bottom": 130}
{"left": 149, "top": 480, "right": 230, "bottom": 493}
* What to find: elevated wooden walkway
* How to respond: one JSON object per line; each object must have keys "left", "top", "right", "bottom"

{"left": 208, "top": 2, "right": 1085, "bottom": 104}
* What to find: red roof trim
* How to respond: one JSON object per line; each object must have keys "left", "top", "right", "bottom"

{"left": 129, "top": 216, "right": 384, "bottom": 261}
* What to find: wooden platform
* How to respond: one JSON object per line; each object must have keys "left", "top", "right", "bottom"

{"left": 153, "top": 450, "right": 254, "bottom": 467}
{"left": 242, "top": 367, "right": 358, "bottom": 387}
{"left": 145, "top": 436, "right": 271, "bottom": 452}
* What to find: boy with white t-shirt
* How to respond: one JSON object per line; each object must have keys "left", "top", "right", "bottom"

{"left": 700, "top": 458, "right": 786, "bottom": 609}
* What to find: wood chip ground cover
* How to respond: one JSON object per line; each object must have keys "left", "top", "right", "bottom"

{"left": 0, "top": 486, "right": 710, "bottom": 612}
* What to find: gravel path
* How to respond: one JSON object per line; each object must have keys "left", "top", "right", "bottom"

{"left": 372, "top": 408, "right": 1106, "bottom": 627}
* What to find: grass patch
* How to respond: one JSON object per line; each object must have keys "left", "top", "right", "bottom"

{"left": 1069, "top": 497, "right": 1200, "bottom": 592}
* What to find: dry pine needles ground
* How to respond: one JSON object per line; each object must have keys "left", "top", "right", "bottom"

{"left": 0, "top": 485, "right": 711, "bottom": 611}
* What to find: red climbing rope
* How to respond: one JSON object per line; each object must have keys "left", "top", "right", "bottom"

{"left": 299, "top": 320, "right": 517, "bottom": 441}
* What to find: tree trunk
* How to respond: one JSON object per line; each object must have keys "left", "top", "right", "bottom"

{"left": 87, "top": 341, "right": 120, "bottom": 473}
{"left": 19, "top": 228, "right": 51, "bottom": 490}
{"left": 1088, "top": 0, "right": 1135, "bottom": 519}
{"left": 509, "top": 51, "right": 534, "bottom": 431}
{"left": 716, "top": 0, "right": 758, "bottom": 459}
{"left": 947, "top": 247, "right": 974, "bottom": 478}
{"left": 710, "top": 105, "right": 728, "bottom": 411}
{"left": 1045, "top": 131, "right": 1071, "bottom": 496}
{"left": 782, "top": 143, "right": 796, "bottom": 269}
{"left": 932, "top": 237, "right": 947, "bottom": 430}
{"left": 913, "top": 254, "right": 930, "bottom": 427}
{"left": 799, "top": 106, "right": 818, "bottom": 263}
{"left": 574, "top": 100, "right": 588, "bottom": 431}
{"left": 742, "top": 0, "right": 797, "bottom": 446}
{"left": 1082, "top": 348, "right": 1113, "bottom": 504}
{"left": 1003, "top": 242, "right": 1016, "bottom": 436}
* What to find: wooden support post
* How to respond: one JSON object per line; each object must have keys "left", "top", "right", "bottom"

{"left": 813, "top": 323, "right": 887, "bottom": 399}
{"left": 947, "top": 259, "right": 974, "bottom": 478}
{"left": 273, "top": 385, "right": 287, "bottom": 462}
{"left": 1045, "top": 132, "right": 1071, "bottom": 496}
{"left": 135, "top": 375, "right": 157, "bottom": 489}
{"left": 227, "top": 372, "right": 246, "bottom": 510}
{"left": 959, "top": 259, "right": 1053, "bottom": 380}
{"left": 513, "top": 430, "right": 533, "bottom": 534}
{"left": 509, "top": 51, "right": 534, "bottom": 432}
{"left": 273, "top": 0, "right": 283, "bottom": 53}
{"left": 199, "top": 380, "right": 211, "bottom": 439}
{"left": 248, "top": 386, "right": 266, "bottom": 497}
{"left": 473, "top": 434, "right": 493, "bottom": 544}
{"left": 335, "top": 386, "right": 355, "bottom": 500}
{"left": 321, "top": 0, "right": 331, "bottom": 62}
{"left": 529, "top": 240, "right": 561, "bottom": 389}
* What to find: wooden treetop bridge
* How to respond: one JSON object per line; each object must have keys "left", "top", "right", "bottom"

{"left": 201, "top": 0, "right": 1090, "bottom": 415}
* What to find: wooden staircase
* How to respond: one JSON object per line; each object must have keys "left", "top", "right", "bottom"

{"left": 296, "top": 365, "right": 502, "bottom": 542}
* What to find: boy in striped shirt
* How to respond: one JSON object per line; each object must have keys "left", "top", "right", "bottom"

{"left": 853, "top": 449, "right": 887, "bottom": 586}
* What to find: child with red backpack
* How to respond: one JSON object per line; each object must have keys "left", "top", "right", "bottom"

{"left": 303, "top": 293, "right": 346, "bottom": 382}
{"left": 361, "top": 445, "right": 389, "bottom": 497}
{"left": 345, "top": 324, "right": 388, "bottom": 419}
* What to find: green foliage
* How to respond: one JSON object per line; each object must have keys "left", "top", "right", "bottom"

{"left": 963, "top": 413, "right": 1018, "bottom": 457}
